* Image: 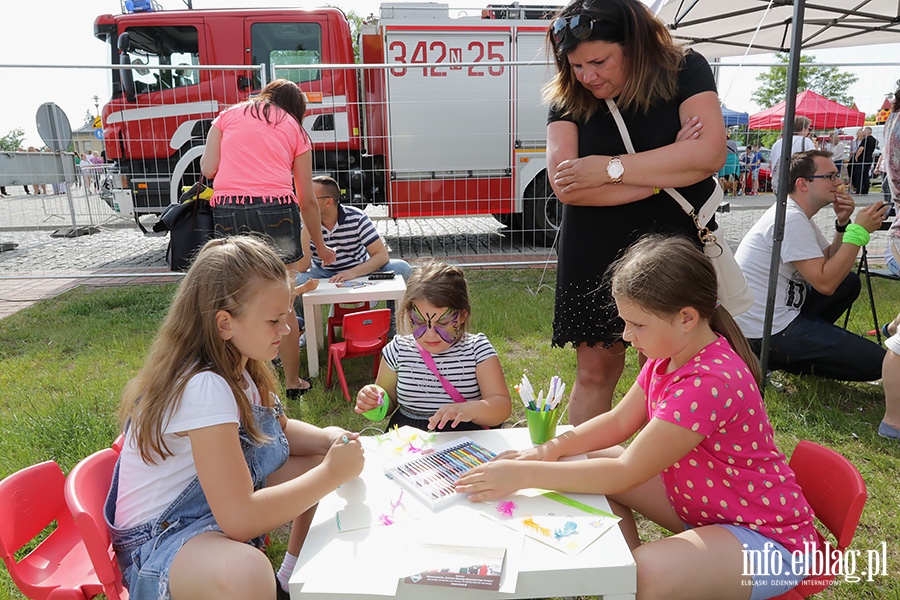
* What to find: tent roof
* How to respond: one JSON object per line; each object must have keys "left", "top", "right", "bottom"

{"left": 748, "top": 89, "right": 865, "bottom": 129}
{"left": 655, "top": 0, "right": 900, "bottom": 59}
{"left": 722, "top": 105, "right": 749, "bottom": 126}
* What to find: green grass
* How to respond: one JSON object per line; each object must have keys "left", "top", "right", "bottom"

{"left": 1, "top": 270, "right": 898, "bottom": 599}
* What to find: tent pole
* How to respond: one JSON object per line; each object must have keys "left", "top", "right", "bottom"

{"left": 759, "top": 0, "right": 807, "bottom": 387}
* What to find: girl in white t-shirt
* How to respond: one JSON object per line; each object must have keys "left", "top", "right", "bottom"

{"left": 108, "top": 236, "right": 364, "bottom": 600}
{"left": 355, "top": 261, "right": 511, "bottom": 431}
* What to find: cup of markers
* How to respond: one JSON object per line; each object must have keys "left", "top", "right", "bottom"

{"left": 516, "top": 374, "right": 565, "bottom": 445}
{"left": 362, "top": 384, "right": 389, "bottom": 421}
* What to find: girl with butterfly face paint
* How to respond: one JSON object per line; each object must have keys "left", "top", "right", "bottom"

{"left": 355, "top": 262, "right": 511, "bottom": 432}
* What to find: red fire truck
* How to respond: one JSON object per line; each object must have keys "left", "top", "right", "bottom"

{"left": 93, "top": 2, "right": 561, "bottom": 243}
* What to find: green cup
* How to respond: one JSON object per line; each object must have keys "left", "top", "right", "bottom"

{"left": 362, "top": 384, "right": 389, "bottom": 421}
{"left": 525, "top": 407, "right": 559, "bottom": 444}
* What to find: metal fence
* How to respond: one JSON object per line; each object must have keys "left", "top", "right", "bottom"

{"left": 1, "top": 59, "right": 898, "bottom": 283}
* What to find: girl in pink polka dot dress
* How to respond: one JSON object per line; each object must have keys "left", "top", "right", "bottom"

{"left": 457, "top": 235, "right": 820, "bottom": 600}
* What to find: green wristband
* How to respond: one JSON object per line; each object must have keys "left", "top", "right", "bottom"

{"left": 842, "top": 223, "right": 870, "bottom": 247}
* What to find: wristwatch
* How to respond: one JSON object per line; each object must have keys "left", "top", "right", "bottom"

{"left": 835, "top": 219, "right": 849, "bottom": 233}
{"left": 607, "top": 156, "right": 624, "bottom": 185}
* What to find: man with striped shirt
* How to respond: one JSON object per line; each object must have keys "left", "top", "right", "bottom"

{"left": 295, "top": 175, "right": 412, "bottom": 341}
{"left": 297, "top": 175, "right": 412, "bottom": 282}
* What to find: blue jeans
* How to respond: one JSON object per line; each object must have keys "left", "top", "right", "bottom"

{"left": 886, "top": 243, "right": 900, "bottom": 277}
{"left": 748, "top": 272, "right": 885, "bottom": 381}
{"left": 105, "top": 403, "right": 289, "bottom": 600}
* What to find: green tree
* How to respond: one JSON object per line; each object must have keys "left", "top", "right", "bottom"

{"left": 0, "top": 128, "right": 25, "bottom": 151}
{"left": 751, "top": 53, "right": 858, "bottom": 109}
{"left": 327, "top": 6, "right": 367, "bottom": 62}
{"left": 346, "top": 10, "right": 365, "bottom": 62}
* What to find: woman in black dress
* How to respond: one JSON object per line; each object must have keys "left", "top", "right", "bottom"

{"left": 546, "top": 0, "right": 726, "bottom": 424}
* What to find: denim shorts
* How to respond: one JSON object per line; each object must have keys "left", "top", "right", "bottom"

{"left": 720, "top": 524, "right": 808, "bottom": 600}
{"left": 211, "top": 197, "right": 304, "bottom": 264}
{"left": 105, "top": 403, "right": 289, "bottom": 600}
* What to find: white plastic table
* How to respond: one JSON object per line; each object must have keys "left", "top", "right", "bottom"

{"left": 300, "top": 277, "right": 407, "bottom": 377}
{"left": 289, "top": 427, "right": 637, "bottom": 599}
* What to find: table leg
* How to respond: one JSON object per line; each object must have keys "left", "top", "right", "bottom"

{"left": 303, "top": 299, "right": 324, "bottom": 377}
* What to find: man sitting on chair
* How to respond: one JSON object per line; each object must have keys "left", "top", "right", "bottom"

{"left": 297, "top": 175, "right": 412, "bottom": 283}
{"left": 734, "top": 150, "right": 887, "bottom": 381}
{"left": 295, "top": 175, "right": 413, "bottom": 335}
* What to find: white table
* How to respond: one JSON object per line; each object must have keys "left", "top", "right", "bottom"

{"left": 289, "top": 428, "right": 637, "bottom": 599}
{"left": 301, "top": 277, "right": 407, "bottom": 377}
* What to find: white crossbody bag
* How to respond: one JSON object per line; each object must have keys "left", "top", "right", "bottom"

{"left": 605, "top": 98, "right": 754, "bottom": 316}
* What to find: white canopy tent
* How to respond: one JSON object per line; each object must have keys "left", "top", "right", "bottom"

{"left": 649, "top": 0, "right": 900, "bottom": 377}
{"left": 655, "top": 0, "right": 900, "bottom": 59}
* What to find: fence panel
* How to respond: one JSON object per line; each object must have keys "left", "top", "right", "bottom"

{"left": 1, "top": 59, "right": 898, "bottom": 283}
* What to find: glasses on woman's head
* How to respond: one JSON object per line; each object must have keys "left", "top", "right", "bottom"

{"left": 551, "top": 14, "right": 604, "bottom": 45}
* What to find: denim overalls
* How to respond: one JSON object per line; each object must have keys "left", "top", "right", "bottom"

{"left": 104, "top": 402, "right": 289, "bottom": 600}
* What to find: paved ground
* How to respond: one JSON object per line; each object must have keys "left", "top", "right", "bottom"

{"left": 0, "top": 184, "right": 893, "bottom": 320}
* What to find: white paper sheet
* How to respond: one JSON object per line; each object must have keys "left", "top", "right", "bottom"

{"left": 481, "top": 491, "right": 620, "bottom": 556}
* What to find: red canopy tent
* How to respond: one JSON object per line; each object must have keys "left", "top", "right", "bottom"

{"left": 748, "top": 90, "right": 865, "bottom": 130}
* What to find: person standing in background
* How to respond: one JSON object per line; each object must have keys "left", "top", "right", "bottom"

{"left": 201, "top": 79, "right": 337, "bottom": 399}
{"left": 828, "top": 130, "right": 846, "bottom": 181}
{"left": 853, "top": 126, "right": 878, "bottom": 195}
{"left": 769, "top": 116, "right": 815, "bottom": 195}
{"left": 542, "top": 0, "right": 726, "bottom": 424}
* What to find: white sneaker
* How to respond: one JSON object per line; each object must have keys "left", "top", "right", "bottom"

{"left": 299, "top": 332, "right": 307, "bottom": 349}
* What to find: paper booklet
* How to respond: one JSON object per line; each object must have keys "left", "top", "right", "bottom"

{"left": 403, "top": 543, "right": 506, "bottom": 591}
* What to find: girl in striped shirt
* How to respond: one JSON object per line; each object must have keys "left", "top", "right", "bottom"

{"left": 355, "top": 262, "right": 511, "bottom": 431}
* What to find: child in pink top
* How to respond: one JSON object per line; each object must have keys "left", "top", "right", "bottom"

{"left": 457, "top": 235, "right": 820, "bottom": 600}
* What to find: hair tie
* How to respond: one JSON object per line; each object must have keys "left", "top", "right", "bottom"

{"left": 715, "top": 300, "right": 722, "bottom": 308}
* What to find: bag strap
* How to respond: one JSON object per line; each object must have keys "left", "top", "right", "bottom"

{"left": 415, "top": 343, "right": 467, "bottom": 403}
{"left": 604, "top": 98, "right": 721, "bottom": 229}
{"left": 190, "top": 175, "right": 206, "bottom": 215}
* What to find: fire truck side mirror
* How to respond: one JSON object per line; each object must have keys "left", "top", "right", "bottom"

{"left": 238, "top": 76, "right": 252, "bottom": 91}
{"left": 118, "top": 33, "right": 136, "bottom": 103}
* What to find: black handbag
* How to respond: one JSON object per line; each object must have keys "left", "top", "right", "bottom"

{"left": 153, "top": 179, "right": 214, "bottom": 271}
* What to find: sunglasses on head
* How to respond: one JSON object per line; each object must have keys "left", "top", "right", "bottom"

{"left": 551, "top": 14, "right": 605, "bottom": 45}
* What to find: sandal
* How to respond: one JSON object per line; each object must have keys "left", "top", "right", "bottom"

{"left": 286, "top": 378, "right": 313, "bottom": 400}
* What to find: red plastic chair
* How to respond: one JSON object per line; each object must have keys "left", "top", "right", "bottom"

{"left": 769, "top": 440, "right": 867, "bottom": 599}
{"left": 0, "top": 461, "right": 103, "bottom": 599}
{"left": 326, "top": 302, "right": 369, "bottom": 345}
{"left": 65, "top": 449, "right": 129, "bottom": 600}
{"left": 111, "top": 434, "right": 125, "bottom": 455}
{"left": 326, "top": 309, "right": 391, "bottom": 401}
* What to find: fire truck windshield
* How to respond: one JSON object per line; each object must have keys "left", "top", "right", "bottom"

{"left": 116, "top": 25, "right": 199, "bottom": 96}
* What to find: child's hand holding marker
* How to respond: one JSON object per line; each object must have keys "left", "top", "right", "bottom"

{"left": 355, "top": 384, "right": 386, "bottom": 414}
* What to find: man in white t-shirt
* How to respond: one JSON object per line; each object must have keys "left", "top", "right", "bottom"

{"left": 770, "top": 115, "right": 817, "bottom": 195}
{"left": 734, "top": 150, "right": 888, "bottom": 381}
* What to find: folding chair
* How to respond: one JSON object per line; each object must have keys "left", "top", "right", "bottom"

{"left": 0, "top": 461, "right": 102, "bottom": 599}
{"left": 843, "top": 217, "right": 899, "bottom": 343}
{"left": 769, "top": 440, "right": 867, "bottom": 599}
{"left": 326, "top": 309, "right": 391, "bottom": 402}
{"left": 64, "top": 448, "right": 128, "bottom": 600}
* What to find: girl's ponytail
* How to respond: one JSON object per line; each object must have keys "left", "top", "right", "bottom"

{"left": 711, "top": 306, "right": 763, "bottom": 387}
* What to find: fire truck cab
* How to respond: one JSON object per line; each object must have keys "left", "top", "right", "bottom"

{"left": 93, "top": 2, "right": 562, "bottom": 244}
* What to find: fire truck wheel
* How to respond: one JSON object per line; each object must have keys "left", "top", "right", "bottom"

{"left": 524, "top": 172, "right": 562, "bottom": 247}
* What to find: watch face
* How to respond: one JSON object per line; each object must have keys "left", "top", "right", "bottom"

{"left": 608, "top": 160, "right": 625, "bottom": 179}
